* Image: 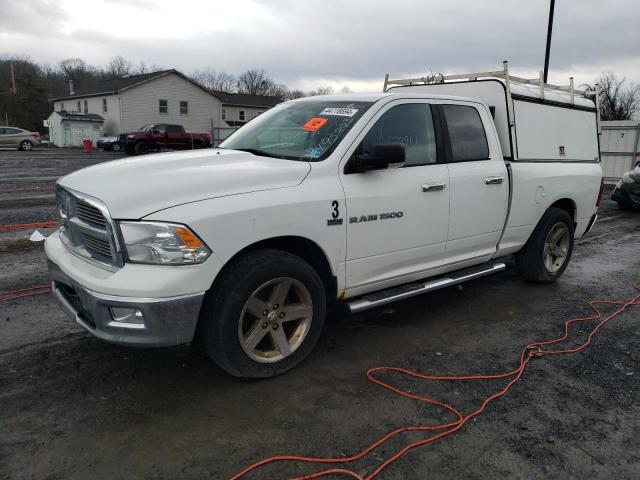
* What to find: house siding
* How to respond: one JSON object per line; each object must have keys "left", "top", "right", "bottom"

{"left": 222, "top": 105, "right": 267, "bottom": 125}
{"left": 118, "top": 73, "right": 222, "bottom": 133}
{"left": 53, "top": 96, "right": 121, "bottom": 136}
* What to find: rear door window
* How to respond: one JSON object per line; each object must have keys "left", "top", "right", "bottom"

{"left": 441, "top": 104, "right": 489, "bottom": 162}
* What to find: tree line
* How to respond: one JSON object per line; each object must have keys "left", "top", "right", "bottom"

{"left": 0, "top": 54, "right": 345, "bottom": 133}
{"left": 0, "top": 53, "right": 637, "bottom": 134}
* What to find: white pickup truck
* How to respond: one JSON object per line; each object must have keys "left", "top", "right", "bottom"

{"left": 46, "top": 65, "right": 603, "bottom": 378}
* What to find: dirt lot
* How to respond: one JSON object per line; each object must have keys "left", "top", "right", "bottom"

{"left": 1, "top": 149, "right": 639, "bottom": 480}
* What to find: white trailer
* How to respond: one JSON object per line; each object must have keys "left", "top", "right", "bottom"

{"left": 600, "top": 120, "right": 640, "bottom": 184}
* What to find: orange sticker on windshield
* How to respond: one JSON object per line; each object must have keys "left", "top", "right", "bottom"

{"left": 303, "top": 117, "right": 328, "bottom": 131}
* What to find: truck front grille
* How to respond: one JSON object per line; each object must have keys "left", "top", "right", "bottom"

{"left": 80, "top": 232, "right": 113, "bottom": 258}
{"left": 76, "top": 200, "right": 106, "bottom": 228}
{"left": 56, "top": 186, "right": 123, "bottom": 269}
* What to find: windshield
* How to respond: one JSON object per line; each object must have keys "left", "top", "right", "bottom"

{"left": 220, "top": 100, "right": 372, "bottom": 161}
{"left": 138, "top": 124, "right": 154, "bottom": 132}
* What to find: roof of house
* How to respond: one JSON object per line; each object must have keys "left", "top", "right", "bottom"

{"left": 214, "top": 91, "right": 282, "bottom": 108}
{"left": 50, "top": 69, "right": 211, "bottom": 101}
{"left": 50, "top": 69, "right": 283, "bottom": 109}
{"left": 52, "top": 111, "right": 105, "bottom": 122}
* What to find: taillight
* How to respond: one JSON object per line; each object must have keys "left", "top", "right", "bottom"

{"left": 596, "top": 177, "right": 605, "bottom": 206}
{"left": 34, "top": 132, "right": 40, "bottom": 138}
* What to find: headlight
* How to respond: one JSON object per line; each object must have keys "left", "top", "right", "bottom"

{"left": 127, "top": 134, "right": 135, "bottom": 139}
{"left": 118, "top": 221, "right": 211, "bottom": 265}
{"left": 55, "top": 187, "right": 71, "bottom": 229}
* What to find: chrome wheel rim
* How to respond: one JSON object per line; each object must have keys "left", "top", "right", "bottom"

{"left": 112, "top": 144, "right": 120, "bottom": 151}
{"left": 23, "top": 142, "right": 32, "bottom": 150}
{"left": 238, "top": 277, "right": 313, "bottom": 363}
{"left": 543, "top": 222, "right": 570, "bottom": 273}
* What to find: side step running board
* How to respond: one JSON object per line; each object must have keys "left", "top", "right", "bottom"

{"left": 347, "top": 261, "right": 506, "bottom": 314}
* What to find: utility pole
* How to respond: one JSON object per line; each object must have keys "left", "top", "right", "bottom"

{"left": 10, "top": 62, "right": 17, "bottom": 94}
{"left": 543, "top": 0, "right": 555, "bottom": 83}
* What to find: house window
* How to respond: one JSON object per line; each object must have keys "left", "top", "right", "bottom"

{"left": 83, "top": 100, "right": 88, "bottom": 114}
{"left": 77, "top": 100, "right": 81, "bottom": 112}
{"left": 102, "top": 98, "right": 108, "bottom": 113}
{"left": 239, "top": 110, "right": 245, "bottom": 121}
{"left": 159, "top": 99, "right": 168, "bottom": 114}
{"left": 180, "top": 101, "right": 188, "bottom": 115}
{"left": 221, "top": 108, "right": 226, "bottom": 120}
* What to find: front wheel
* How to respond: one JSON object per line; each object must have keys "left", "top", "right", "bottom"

{"left": 199, "top": 249, "right": 326, "bottom": 378}
{"left": 111, "top": 143, "right": 121, "bottom": 152}
{"left": 516, "top": 207, "right": 575, "bottom": 283}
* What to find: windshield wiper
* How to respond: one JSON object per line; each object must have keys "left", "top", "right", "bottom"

{"left": 231, "top": 148, "right": 299, "bottom": 160}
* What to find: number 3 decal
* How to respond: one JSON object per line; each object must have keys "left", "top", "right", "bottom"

{"left": 331, "top": 200, "right": 339, "bottom": 219}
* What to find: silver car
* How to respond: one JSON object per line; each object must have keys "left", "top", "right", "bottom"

{"left": 0, "top": 127, "right": 41, "bottom": 151}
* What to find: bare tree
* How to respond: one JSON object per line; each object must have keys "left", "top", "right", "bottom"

{"left": 135, "top": 61, "right": 148, "bottom": 74}
{"left": 339, "top": 85, "right": 352, "bottom": 94}
{"left": 237, "top": 69, "right": 275, "bottom": 96}
{"left": 106, "top": 56, "right": 134, "bottom": 78}
{"left": 59, "top": 58, "right": 89, "bottom": 81}
{"left": 590, "top": 72, "right": 640, "bottom": 121}
{"left": 192, "top": 68, "right": 237, "bottom": 92}
{"left": 266, "top": 83, "right": 288, "bottom": 100}
{"left": 308, "top": 86, "right": 334, "bottom": 96}
{"left": 284, "top": 89, "right": 306, "bottom": 100}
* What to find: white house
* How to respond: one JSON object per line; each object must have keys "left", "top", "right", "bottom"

{"left": 45, "top": 111, "right": 104, "bottom": 147}
{"left": 50, "top": 70, "right": 283, "bottom": 144}
{"left": 215, "top": 92, "right": 282, "bottom": 127}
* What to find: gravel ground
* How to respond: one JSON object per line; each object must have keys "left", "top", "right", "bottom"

{"left": 0, "top": 149, "right": 639, "bottom": 480}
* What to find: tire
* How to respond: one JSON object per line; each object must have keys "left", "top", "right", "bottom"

{"left": 199, "top": 249, "right": 326, "bottom": 378}
{"left": 111, "top": 143, "right": 121, "bottom": 152}
{"left": 19, "top": 140, "right": 33, "bottom": 151}
{"left": 515, "top": 207, "right": 575, "bottom": 283}
{"left": 134, "top": 141, "right": 149, "bottom": 155}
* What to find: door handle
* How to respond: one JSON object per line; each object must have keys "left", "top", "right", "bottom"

{"left": 422, "top": 183, "right": 446, "bottom": 192}
{"left": 485, "top": 176, "right": 504, "bottom": 185}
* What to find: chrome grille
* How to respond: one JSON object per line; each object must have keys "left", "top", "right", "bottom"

{"left": 80, "top": 232, "right": 112, "bottom": 258}
{"left": 76, "top": 200, "right": 106, "bottom": 228}
{"left": 57, "top": 186, "right": 123, "bottom": 269}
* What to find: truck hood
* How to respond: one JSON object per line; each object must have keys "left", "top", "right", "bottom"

{"left": 58, "top": 149, "right": 311, "bottom": 218}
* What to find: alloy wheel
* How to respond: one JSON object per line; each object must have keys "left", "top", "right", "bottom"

{"left": 543, "top": 222, "right": 570, "bottom": 273}
{"left": 238, "top": 277, "right": 313, "bottom": 363}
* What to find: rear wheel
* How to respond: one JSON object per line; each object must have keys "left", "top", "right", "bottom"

{"left": 516, "top": 207, "right": 574, "bottom": 283}
{"left": 111, "top": 143, "right": 121, "bottom": 152}
{"left": 134, "top": 141, "right": 149, "bottom": 155}
{"left": 19, "top": 140, "right": 33, "bottom": 151}
{"left": 199, "top": 249, "right": 326, "bottom": 378}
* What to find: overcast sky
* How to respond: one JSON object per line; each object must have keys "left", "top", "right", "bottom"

{"left": 2, "top": 0, "right": 639, "bottom": 91}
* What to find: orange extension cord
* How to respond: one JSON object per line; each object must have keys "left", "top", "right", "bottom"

{"left": 231, "top": 281, "right": 640, "bottom": 480}
{"left": 0, "top": 284, "right": 52, "bottom": 303}
{"left": 0, "top": 220, "right": 58, "bottom": 231}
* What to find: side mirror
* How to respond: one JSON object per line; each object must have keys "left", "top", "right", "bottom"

{"left": 345, "top": 142, "right": 405, "bottom": 174}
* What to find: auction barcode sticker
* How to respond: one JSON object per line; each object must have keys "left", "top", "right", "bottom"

{"left": 320, "top": 107, "right": 359, "bottom": 117}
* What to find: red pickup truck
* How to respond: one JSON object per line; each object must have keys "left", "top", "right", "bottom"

{"left": 122, "top": 124, "right": 211, "bottom": 155}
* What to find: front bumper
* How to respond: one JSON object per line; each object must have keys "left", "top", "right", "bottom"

{"left": 48, "top": 259, "right": 205, "bottom": 347}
